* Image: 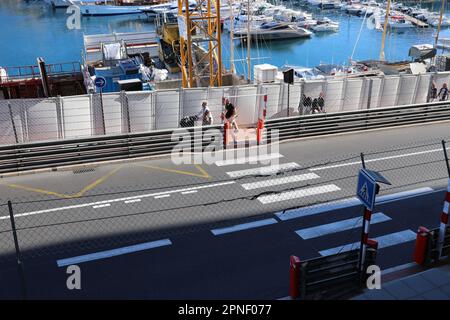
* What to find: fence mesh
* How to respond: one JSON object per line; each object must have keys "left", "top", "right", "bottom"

{"left": 0, "top": 138, "right": 448, "bottom": 266}
{"left": 2, "top": 72, "right": 450, "bottom": 145}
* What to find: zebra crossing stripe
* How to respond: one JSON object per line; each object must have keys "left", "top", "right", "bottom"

{"left": 214, "top": 153, "right": 283, "bottom": 167}
{"left": 295, "top": 212, "right": 391, "bottom": 240}
{"left": 258, "top": 184, "right": 341, "bottom": 204}
{"left": 226, "top": 162, "right": 300, "bottom": 178}
{"left": 241, "top": 173, "right": 319, "bottom": 190}
{"left": 318, "top": 230, "right": 417, "bottom": 256}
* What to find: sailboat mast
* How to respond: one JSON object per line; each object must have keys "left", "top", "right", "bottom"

{"left": 247, "top": 0, "right": 251, "bottom": 81}
{"left": 434, "top": 0, "right": 446, "bottom": 48}
{"left": 379, "top": 0, "right": 391, "bottom": 61}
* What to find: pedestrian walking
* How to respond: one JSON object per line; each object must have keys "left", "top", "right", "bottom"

{"left": 429, "top": 82, "right": 438, "bottom": 102}
{"left": 438, "top": 83, "right": 449, "bottom": 101}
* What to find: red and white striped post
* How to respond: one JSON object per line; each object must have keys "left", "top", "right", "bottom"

{"left": 439, "top": 140, "right": 450, "bottom": 259}
{"left": 359, "top": 207, "right": 373, "bottom": 271}
{"left": 438, "top": 180, "right": 450, "bottom": 258}
{"left": 256, "top": 94, "right": 268, "bottom": 145}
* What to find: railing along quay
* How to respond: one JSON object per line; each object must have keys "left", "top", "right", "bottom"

{"left": 1, "top": 102, "right": 450, "bottom": 174}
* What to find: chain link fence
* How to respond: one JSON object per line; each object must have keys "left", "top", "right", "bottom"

{"left": 2, "top": 71, "right": 450, "bottom": 145}
{"left": 0, "top": 137, "right": 448, "bottom": 268}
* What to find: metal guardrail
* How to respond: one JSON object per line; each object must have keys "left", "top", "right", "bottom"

{"left": 296, "top": 247, "right": 377, "bottom": 300}
{"left": 2, "top": 102, "right": 450, "bottom": 174}
{"left": 264, "top": 101, "right": 450, "bottom": 142}
{"left": 0, "top": 125, "right": 223, "bottom": 174}
{"left": 423, "top": 226, "right": 450, "bottom": 266}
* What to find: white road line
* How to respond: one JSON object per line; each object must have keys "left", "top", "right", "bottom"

{"left": 155, "top": 194, "right": 170, "bottom": 199}
{"left": 241, "top": 173, "right": 319, "bottom": 190}
{"left": 214, "top": 153, "right": 283, "bottom": 167}
{"left": 92, "top": 204, "right": 110, "bottom": 209}
{"left": 318, "top": 230, "right": 417, "bottom": 256}
{"left": 181, "top": 190, "right": 198, "bottom": 195}
{"left": 124, "top": 199, "right": 141, "bottom": 204}
{"left": 56, "top": 239, "right": 172, "bottom": 267}
{"left": 226, "top": 162, "right": 300, "bottom": 178}
{"left": 275, "top": 187, "right": 435, "bottom": 221}
{"left": 310, "top": 148, "right": 446, "bottom": 172}
{"left": 258, "top": 184, "right": 341, "bottom": 204}
{"left": 0, "top": 181, "right": 236, "bottom": 220}
{"left": 295, "top": 213, "right": 391, "bottom": 240}
{"left": 211, "top": 218, "right": 278, "bottom": 236}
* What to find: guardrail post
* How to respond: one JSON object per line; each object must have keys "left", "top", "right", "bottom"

{"left": 361, "top": 239, "right": 378, "bottom": 286}
{"left": 7, "top": 101, "right": 19, "bottom": 144}
{"left": 414, "top": 226, "right": 431, "bottom": 267}
{"left": 8, "top": 201, "right": 27, "bottom": 299}
{"left": 223, "top": 122, "right": 229, "bottom": 149}
{"left": 256, "top": 94, "right": 267, "bottom": 145}
{"left": 289, "top": 255, "right": 301, "bottom": 299}
{"left": 120, "top": 91, "right": 131, "bottom": 133}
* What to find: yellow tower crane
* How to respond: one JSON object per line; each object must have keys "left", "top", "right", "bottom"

{"left": 177, "top": 0, "right": 223, "bottom": 88}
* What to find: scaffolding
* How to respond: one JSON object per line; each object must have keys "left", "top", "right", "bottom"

{"left": 178, "top": 0, "right": 223, "bottom": 88}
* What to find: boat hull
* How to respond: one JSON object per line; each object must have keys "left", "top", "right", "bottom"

{"left": 79, "top": 5, "right": 148, "bottom": 16}
{"left": 235, "top": 29, "right": 312, "bottom": 41}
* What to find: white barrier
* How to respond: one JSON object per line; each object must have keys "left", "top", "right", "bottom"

{"left": 2, "top": 71, "right": 450, "bottom": 145}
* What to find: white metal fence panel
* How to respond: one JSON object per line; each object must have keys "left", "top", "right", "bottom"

{"left": 342, "top": 79, "right": 364, "bottom": 111}
{"left": 379, "top": 76, "right": 400, "bottom": 108}
{"left": 324, "top": 80, "right": 344, "bottom": 113}
{"left": 414, "top": 73, "right": 432, "bottom": 104}
{"left": 155, "top": 89, "right": 180, "bottom": 130}
{"left": 127, "top": 91, "right": 154, "bottom": 133}
{"left": 61, "top": 95, "right": 93, "bottom": 139}
{"left": 182, "top": 88, "right": 208, "bottom": 119}
{"left": 397, "top": 75, "right": 419, "bottom": 106}
{"left": 23, "top": 98, "right": 59, "bottom": 142}
{"left": 261, "top": 83, "right": 282, "bottom": 119}
{"left": 101, "top": 93, "right": 123, "bottom": 135}
{"left": 233, "top": 85, "right": 259, "bottom": 125}
{"left": 0, "top": 101, "right": 18, "bottom": 145}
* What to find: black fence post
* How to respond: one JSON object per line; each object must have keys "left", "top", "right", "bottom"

{"left": 442, "top": 140, "right": 450, "bottom": 178}
{"left": 8, "top": 201, "right": 27, "bottom": 300}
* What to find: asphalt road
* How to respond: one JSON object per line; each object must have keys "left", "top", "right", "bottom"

{"left": 0, "top": 188, "right": 446, "bottom": 299}
{"left": 0, "top": 121, "right": 449, "bottom": 298}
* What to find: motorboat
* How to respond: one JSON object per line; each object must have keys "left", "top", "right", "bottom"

{"left": 388, "top": 15, "right": 414, "bottom": 29}
{"left": 44, "top": 0, "right": 70, "bottom": 8}
{"left": 311, "top": 18, "right": 339, "bottom": 32}
{"left": 346, "top": 4, "right": 364, "bottom": 15}
{"left": 71, "top": 0, "right": 164, "bottom": 16}
{"left": 234, "top": 22, "right": 312, "bottom": 41}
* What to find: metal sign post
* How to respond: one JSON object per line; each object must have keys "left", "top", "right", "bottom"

{"left": 95, "top": 77, "right": 107, "bottom": 134}
{"left": 438, "top": 140, "right": 450, "bottom": 259}
{"left": 356, "top": 153, "right": 391, "bottom": 273}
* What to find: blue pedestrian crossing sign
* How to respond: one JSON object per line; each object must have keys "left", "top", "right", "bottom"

{"left": 357, "top": 169, "right": 377, "bottom": 211}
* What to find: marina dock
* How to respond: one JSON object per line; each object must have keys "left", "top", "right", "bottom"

{"left": 392, "top": 9, "right": 430, "bottom": 28}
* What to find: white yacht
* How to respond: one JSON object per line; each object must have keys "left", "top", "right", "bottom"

{"left": 311, "top": 18, "right": 339, "bottom": 32}
{"left": 71, "top": 0, "right": 158, "bottom": 16}
{"left": 44, "top": 0, "right": 70, "bottom": 7}
{"left": 234, "top": 22, "right": 312, "bottom": 41}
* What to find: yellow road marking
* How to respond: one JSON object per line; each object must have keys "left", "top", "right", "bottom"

{"left": 137, "top": 164, "right": 211, "bottom": 179}
{"left": 2, "top": 166, "right": 122, "bottom": 199}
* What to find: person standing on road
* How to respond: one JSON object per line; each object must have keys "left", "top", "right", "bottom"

{"left": 438, "top": 83, "right": 449, "bottom": 101}
{"left": 429, "top": 82, "right": 438, "bottom": 102}
{"left": 317, "top": 92, "right": 325, "bottom": 113}
{"left": 196, "top": 101, "right": 213, "bottom": 125}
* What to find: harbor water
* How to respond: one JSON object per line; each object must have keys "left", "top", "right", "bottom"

{"left": 2, "top": 0, "right": 450, "bottom": 77}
